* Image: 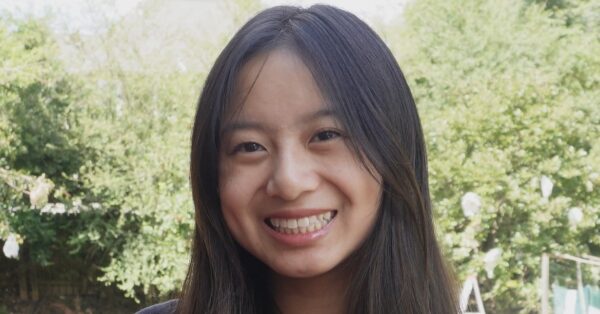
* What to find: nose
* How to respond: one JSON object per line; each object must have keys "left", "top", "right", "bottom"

{"left": 266, "top": 146, "right": 319, "bottom": 201}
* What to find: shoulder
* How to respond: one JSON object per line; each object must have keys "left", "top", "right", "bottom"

{"left": 135, "top": 299, "right": 178, "bottom": 314}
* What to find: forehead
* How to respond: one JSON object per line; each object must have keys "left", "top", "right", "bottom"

{"left": 226, "top": 48, "right": 329, "bottom": 127}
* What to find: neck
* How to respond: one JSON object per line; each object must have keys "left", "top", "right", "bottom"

{"left": 270, "top": 265, "right": 349, "bottom": 314}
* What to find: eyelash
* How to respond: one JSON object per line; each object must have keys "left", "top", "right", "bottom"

{"left": 231, "top": 129, "right": 343, "bottom": 154}
{"left": 311, "top": 129, "right": 342, "bottom": 142}
{"left": 232, "top": 142, "right": 264, "bottom": 154}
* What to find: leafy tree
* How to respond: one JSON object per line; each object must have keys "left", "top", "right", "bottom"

{"left": 386, "top": 0, "right": 600, "bottom": 312}
{"left": 0, "top": 17, "right": 88, "bottom": 263}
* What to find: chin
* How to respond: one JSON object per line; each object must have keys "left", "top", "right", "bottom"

{"left": 268, "top": 258, "right": 338, "bottom": 279}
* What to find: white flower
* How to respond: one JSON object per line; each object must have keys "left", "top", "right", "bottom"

{"left": 586, "top": 181, "right": 594, "bottom": 192}
{"left": 461, "top": 192, "right": 481, "bottom": 218}
{"left": 40, "top": 203, "right": 53, "bottom": 214}
{"left": 540, "top": 175, "right": 553, "bottom": 199}
{"left": 484, "top": 248, "right": 502, "bottom": 278}
{"left": 40, "top": 203, "right": 67, "bottom": 215}
{"left": 3, "top": 234, "right": 19, "bottom": 259}
{"left": 52, "top": 203, "right": 66, "bottom": 215}
{"left": 73, "top": 198, "right": 82, "bottom": 207}
{"left": 29, "top": 178, "right": 53, "bottom": 208}
{"left": 90, "top": 203, "right": 101, "bottom": 210}
{"left": 67, "top": 206, "right": 81, "bottom": 215}
{"left": 567, "top": 207, "right": 583, "bottom": 226}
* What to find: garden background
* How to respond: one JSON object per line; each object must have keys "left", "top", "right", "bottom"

{"left": 1, "top": 0, "right": 599, "bottom": 312}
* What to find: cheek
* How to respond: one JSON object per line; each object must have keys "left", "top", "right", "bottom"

{"left": 321, "top": 150, "right": 382, "bottom": 208}
{"left": 320, "top": 151, "right": 382, "bottom": 231}
{"left": 346, "top": 170, "right": 382, "bottom": 248}
{"left": 219, "top": 176, "right": 245, "bottom": 219}
{"left": 219, "top": 183, "right": 252, "bottom": 248}
{"left": 349, "top": 172, "right": 382, "bottom": 224}
{"left": 218, "top": 163, "right": 265, "bottom": 234}
{"left": 361, "top": 172, "right": 383, "bottom": 208}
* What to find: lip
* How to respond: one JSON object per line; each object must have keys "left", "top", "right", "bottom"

{"left": 262, "top": 209, "right": 337, "bottom": 247}
{"left": 264, "top": 208, "right": 334, "bottom": 219}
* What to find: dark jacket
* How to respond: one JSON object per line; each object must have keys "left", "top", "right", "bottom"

{"left": 135, "top": 299, "right": 178, "bottom": 314}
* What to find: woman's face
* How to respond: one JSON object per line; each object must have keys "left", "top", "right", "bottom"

{"left": 218, "top": 49, "right": 382, "bottom": 278}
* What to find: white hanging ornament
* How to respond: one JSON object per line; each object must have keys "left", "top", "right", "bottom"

{"left": 3, "top": 234, "right": 19, "bottom": 259}
{"left": 540, "top": 175, "right": 553, "bottom": 199}
{"left": 461, "top": 192, "right": 482, "bottom": 218}
{"left": 567, "top": 207, "right": 583, "bottom": 226}
{"left": 484, "top": 248, "right": 502, "bottom": 278}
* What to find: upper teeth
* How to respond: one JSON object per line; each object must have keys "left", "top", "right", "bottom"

{"left": 269, "top": 211, "right": 333, "bottom": 230}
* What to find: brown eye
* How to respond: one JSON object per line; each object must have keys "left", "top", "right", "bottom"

{"left": 233, "top": 142, "right": 265, "bottom": 154}
{"left": 311, "top": 130, "right": 341, "bottom": 142}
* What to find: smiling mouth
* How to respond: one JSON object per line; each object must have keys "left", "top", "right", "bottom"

{"left": 265, "top": 210, "right": 337, "bottom": 234}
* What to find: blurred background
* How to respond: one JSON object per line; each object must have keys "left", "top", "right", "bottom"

{"left": 0, "top": 0, "right": 598, "bottom": 313}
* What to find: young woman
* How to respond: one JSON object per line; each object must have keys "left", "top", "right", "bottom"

{"left": 138, "top": 4, "right": 458, "bottom": 314}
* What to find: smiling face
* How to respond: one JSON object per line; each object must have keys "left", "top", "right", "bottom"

{"left": 218, "top": 48, "right": 382, "bottom": 279}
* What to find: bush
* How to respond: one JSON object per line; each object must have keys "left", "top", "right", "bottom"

{"left": 0, "top": 17, "right": 101, "bottom": 266}
{"left": 389, "top": 0, "right": 600, "bottom": 312}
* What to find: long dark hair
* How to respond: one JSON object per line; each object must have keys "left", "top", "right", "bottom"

{"left": 178, "top": 4, "right": 458, "bottom": 313}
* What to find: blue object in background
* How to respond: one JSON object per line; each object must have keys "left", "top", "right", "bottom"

{"left": 553, "top": 284, "right": 600, "bottom": 314}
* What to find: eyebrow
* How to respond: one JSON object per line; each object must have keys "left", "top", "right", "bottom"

{"left": 220, "top": 108, "right": 335, "bottom": 135}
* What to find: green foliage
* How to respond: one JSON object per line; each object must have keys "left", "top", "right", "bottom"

{"left": 80, "top": 70, "right": 197, "bottom": 300}
{"left": 0, "top": 13, "right": 198, "bottom": 301}
{"left": 3, "top": 0, "right": 597, "bottom": 311}
{"left": 0, "top": 17, "right": 98, "bottom": 265}
{"left": 390, "top": 0, "right": 600, "bottom": 312}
